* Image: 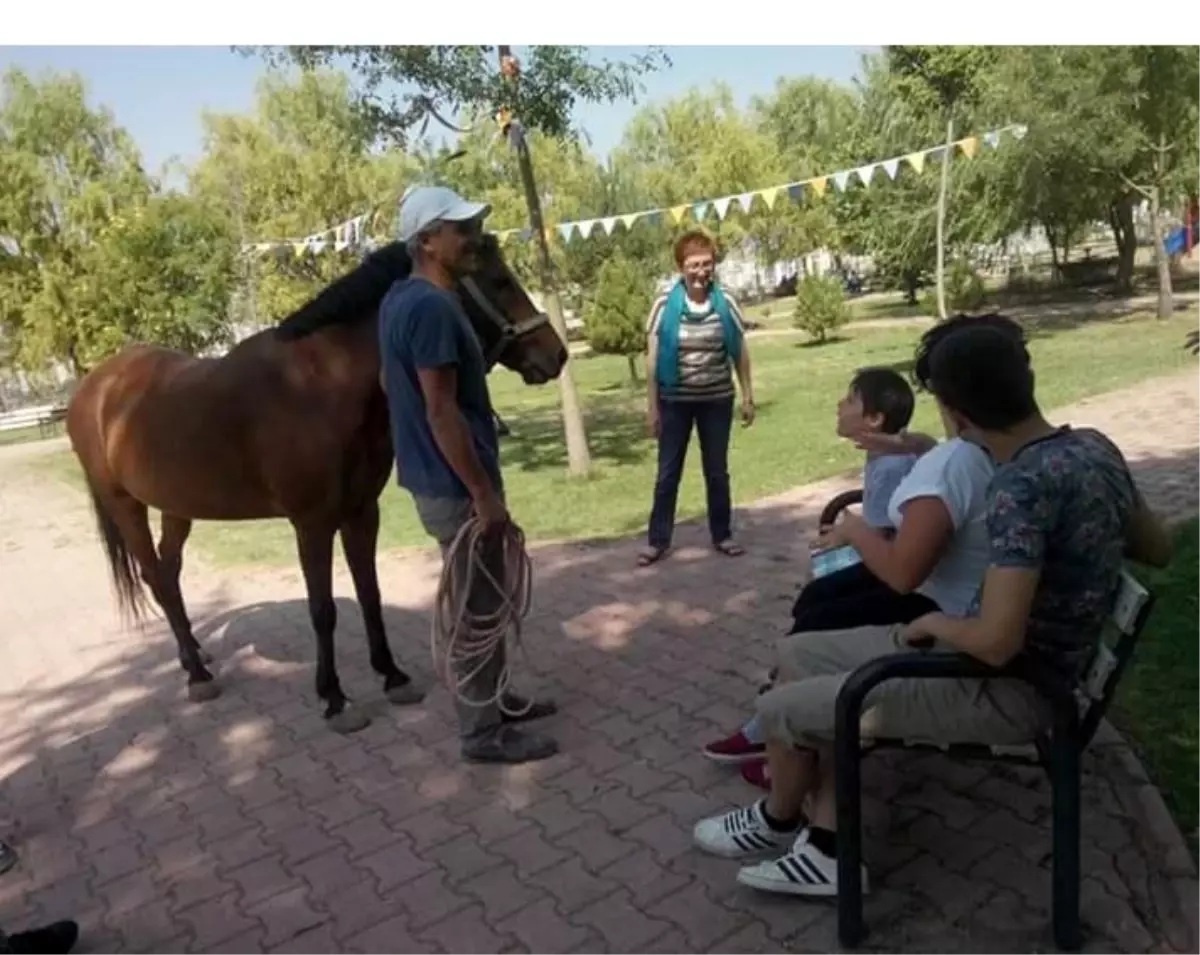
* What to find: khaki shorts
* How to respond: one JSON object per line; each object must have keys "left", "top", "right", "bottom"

{"left": 755, "top": 625, "right": 1050, "bottom": 748}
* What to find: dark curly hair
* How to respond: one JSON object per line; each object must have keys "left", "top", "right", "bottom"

{"left": 916, "top": 314, "right": 1038, "bottom": 430}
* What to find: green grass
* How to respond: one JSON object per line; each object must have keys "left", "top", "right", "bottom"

{"left": 23, "top": 309, "right": 1199, "bottom": 568}
{"left": 1112, "top": 519, "right": 1199, "bottom": 858}
{"left": 742, "top": 290, "right": 926, "bottom": 330}
{"left": 0, "top": 423, "right": 59, "bottom": 446}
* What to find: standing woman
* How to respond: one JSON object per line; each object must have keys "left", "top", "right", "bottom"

{"left": 640, "top": 229, "right": 755, "bottom": 566}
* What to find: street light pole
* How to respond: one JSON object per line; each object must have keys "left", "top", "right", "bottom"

{"left": 497, "top": 46, "right": 592, "bottom": 477}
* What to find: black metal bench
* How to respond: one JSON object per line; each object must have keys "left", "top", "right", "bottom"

{"left": 821, "top": 488, "right": 1155, "bottom": 950}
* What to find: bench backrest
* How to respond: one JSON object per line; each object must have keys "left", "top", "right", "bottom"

{"left": 1077, "top": 568, "right": 1155, "bottom": 747}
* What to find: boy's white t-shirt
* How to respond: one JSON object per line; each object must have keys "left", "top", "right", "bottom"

{"left": 886, "top": 437, "right": 994, "bottom": 616}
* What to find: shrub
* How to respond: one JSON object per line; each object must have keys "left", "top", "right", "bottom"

{"left": 792, "top": 274, "right": 849, "bottom": 344}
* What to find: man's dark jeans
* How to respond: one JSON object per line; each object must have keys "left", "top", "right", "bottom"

{"left": 648, "top": 396, "right": 734, "bottom": 549}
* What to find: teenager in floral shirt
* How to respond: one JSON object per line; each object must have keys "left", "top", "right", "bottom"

{"left": 688, "top": 314, "right": 1172, "bottom": 900}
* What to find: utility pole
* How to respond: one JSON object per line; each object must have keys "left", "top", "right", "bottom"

{"left": 497, "top": 46, "right": 592, "bottom": 477}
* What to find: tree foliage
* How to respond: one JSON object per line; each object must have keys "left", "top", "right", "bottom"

{"left": 0, "top": 68, "right": 236, "bottom": 373}
{"left": 248, "top": 46, "right": 668, "bottom": 144}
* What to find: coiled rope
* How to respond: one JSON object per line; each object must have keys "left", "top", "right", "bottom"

{"left": 430, "top": 518, "right": 534, "bottom": 717}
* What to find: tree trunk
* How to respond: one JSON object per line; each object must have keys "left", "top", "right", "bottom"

{"left": 1046, "top": 225, "right": 1061, "bottom": 282}
{"left": 934, "top": 114, "right": 954, "bottom": 320}
{"left": 499, "top": 46, "right": 592, "bottom": 477}
{"left": 1111, "top": 196, "right": 1137, "bottom": 294}
{"left": 626, "top": 354, "right": 640, "bottom": 384}
{"left": 1148, "top": 184, "right": 1174, "bottom": 319}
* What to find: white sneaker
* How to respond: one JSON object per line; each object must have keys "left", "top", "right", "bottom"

{"left": 692, "top": 800, "right": 798, "bottom": 859}
{"left": 736, "top": 828, "right": 870, "bottom": 898}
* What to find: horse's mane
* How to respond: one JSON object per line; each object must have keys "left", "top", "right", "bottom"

{"left": 274, "top": 241, "right": 413, "bottom": 341}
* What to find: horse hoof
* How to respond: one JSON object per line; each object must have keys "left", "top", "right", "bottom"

{"left": 187, "top": 681, "right": 221, "bottom": 703}
{"left": 386, "top": 683, "right": 425, "bottom": 706}
{"left": 328, "top": 708, "right": 371, "bottom": 735}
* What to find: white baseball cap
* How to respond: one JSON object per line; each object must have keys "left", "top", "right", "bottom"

{"left": 398, "top": 185, "right": 491, "bottom": 242}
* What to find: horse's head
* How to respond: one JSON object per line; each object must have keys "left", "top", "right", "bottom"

{"left": 456, "top": 233, "right": 568, "bottom": 385}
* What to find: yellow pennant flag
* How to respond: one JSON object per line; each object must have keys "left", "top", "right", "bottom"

{"left": 958, "top": 136, "right": 980, "bottom": 159}
{"left": 619, "top": 212, "right": 641, "bottom": 231}
{"left": 759, "top": 186, "right": 781, "bottom": 210}
{"left": 669, "top": 204, "right": 689, "bottom": 225}
{"left": 905, "top": 152, "right": 926, "bottom": 174}
{"left": 809, "top": 176, "right": 828, "bottom": 197}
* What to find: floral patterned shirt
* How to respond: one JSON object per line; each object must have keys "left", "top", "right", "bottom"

{"left": 985, "top": 426, "right": 1136, "bottom": 679}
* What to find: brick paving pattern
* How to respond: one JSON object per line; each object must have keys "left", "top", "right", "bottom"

{"left": 0, "top": 370, "right": 1196, "bottom": 953}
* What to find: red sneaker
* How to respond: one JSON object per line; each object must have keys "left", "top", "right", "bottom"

{"left": 741, "top": 758, "right": 771, "bottom": 790}
{"left": 702, "top": 731, "right": 766, "bottom": 764}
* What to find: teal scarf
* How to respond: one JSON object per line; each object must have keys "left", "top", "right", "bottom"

{"left": 654, "top": 279, "right": 743, "bottom": 390}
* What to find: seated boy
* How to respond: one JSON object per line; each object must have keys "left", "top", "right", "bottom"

{"left": 690, "top": 315, "right": 1172, "bottom": 897}
{"left": 788, "top": 367, "right": 920, "bottom": 617}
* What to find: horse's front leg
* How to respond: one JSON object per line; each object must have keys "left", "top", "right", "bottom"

{"left": 339, "top": 499, "right": 424, "bottom": 705}
{"left": 292, "top": 517, "right": 369, "bottom": 734}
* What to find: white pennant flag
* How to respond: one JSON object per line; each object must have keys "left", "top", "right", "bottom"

{"left": 1011, "top": 125, "right": 1028, "bottom": 140}
{"left": 737, "top": 193, "right": 756, "bottom": 214}
{"left": 577, "top": 219, "right": 597, "bottom": 239}
{"left": 600, "top": 216, "right": 619, "bottom": 236}
{"left": 983, "top": 130, "right": 1001, "bottom": 150}
{"left": 713, "top": 196, "right": 734, "bottom": 220}
{"left": 856, "top": 164, "right": 877, "bottom": 187}
{"left": 882, "top": 158, "right": 900, "bottom": 180}
{"left": 832, "top": 170, "right": 853, "bottom": 192}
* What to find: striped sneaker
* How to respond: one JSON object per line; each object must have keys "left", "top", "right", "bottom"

{"left": 692, "top": 800, "right": 798, "bottom": 859}
{"left": 736, "top": 828, "right": 870, "bottom": 898}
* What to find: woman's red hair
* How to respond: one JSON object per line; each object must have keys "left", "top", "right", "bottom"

{"left": 673, "top": 229, "right": 719, "bottom": 268}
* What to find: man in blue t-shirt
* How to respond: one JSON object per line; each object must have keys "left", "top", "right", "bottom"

{"left": 378, "top": 185, "right": 557, "bottom": 765}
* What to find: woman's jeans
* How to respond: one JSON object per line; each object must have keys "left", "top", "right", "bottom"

{"left": 647, "top": 396, "right": 734, "bottom": 549}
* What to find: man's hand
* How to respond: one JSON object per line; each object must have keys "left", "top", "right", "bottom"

{"left": 899, "top": 612, "right": 945, "bottom": 649}
{"left": 646, "top": 405, "right": 661, "bottom": 439}
{"left": 741, "top": 398, "right": 756, "bottom": 427}
{"left": 473, "top": 487, "right": 509, "bottom": 534}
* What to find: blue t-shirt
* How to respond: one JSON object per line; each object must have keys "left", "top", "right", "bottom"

{"left": 861, "top": 451, "right": 918, "bottom": 529}
{"left": 985, "top": 426, "right": 1136, "bottom": 679}
{"left": 378, "top": 276, "right": 500, "bottom": 500}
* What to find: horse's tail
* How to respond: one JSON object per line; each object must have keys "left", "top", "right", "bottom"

{"left": 83, "top": 477, "right": 148, "bottom": 622}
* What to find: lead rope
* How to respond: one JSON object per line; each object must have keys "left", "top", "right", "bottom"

{"left": 430, "top": 518, "right": 534, "bottom": 717}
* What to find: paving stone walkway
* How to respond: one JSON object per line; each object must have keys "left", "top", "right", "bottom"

{"left": 0, "top": 370, "right": 1196, "bottom": 953}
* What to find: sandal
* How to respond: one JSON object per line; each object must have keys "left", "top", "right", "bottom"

{"left": 714, "top": 539, "right": 746, "bottom": 557}
{"left": 637, "top": 546, "right": 668, "bottom": 567}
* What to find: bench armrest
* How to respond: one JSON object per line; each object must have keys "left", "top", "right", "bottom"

{"left": 820, "top": 489, "right": 864, "bottom": 527}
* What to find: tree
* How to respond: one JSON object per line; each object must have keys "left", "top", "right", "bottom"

{"left": 982, "top": 46, "right": 1199, "bottom": 306}
{"left": 583, "top": 253, "right": 652, "bottom": 382}
{"left": 249, "top": 46, "right": 667, "bottom": 144}
{"left": 190, "top": 70, "right": 418, "bottom": 327}
{"left": 0, "top": 68, "right": 234, "bottom": 373}
{"left": 886, "top": 46, "right": 998, "bottom": 317}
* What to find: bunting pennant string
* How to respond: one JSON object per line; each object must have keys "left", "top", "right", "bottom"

{"left": 242, "top": 123, "right": 1027, "bottom": 256}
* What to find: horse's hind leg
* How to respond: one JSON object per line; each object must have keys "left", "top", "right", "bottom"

{"left": 109, "top": 498, "right": 219, "bottom": 699}
{"left": 157, "top": 515, "right": 212, "bottom": 667}
{"left": 340, "top": 500, "right": 423, "bottom": 706}
{"left": 293, "top": 518, "right": 369, "bottom": 734}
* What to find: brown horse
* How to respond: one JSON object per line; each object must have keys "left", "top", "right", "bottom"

{"left": 67, "top": 235, "right": 567, "bottom": 733}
